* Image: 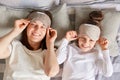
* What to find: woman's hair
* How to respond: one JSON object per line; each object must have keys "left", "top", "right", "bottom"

{"left": 87, "top": 11, "right": 104, "bottom": 27}
{"left": 20, "top": 10, "right": 52, "bottom": 50}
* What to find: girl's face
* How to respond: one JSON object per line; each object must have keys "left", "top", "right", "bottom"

{"left": 78, "top": 35, "right": 96, "bottom": 52}
{"left": 27, "top": 20, "right": 46, "bottom": 43}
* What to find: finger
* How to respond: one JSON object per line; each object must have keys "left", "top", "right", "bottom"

{"left": 49, "top": 29, "right": 57, "bottom": 36}
{"left": 19, "top": 19, "right": 30, "bottom": 27}
{"left": 48, "top": 26, "right": 51, "bottom": 28}
{"left": 46, "top": 28, "right": 50, "bottom": 37}
{"left": 74, "top": 33, "right": 78, "bottom": 38}
{"left": 22, "top": 21, "right": 30, "bottom": 27}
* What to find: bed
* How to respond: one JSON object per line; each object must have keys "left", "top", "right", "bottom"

{"left": 0, "top": 0, "right": 120, "bottom": 80}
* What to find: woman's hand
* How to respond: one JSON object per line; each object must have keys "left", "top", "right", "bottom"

{"left": 65, "top": 30, "right": 78, "bottom": 42}
{"left": 98, "top": 37, "right": 109, "bottom": 50}
{"left": 13, "top": 19, "right": 30, "bottom": 36}
{"left": 44, "top": 28, "right": 59, "bottom": 77}
{"left": 46, "top": 28, "right": 57, "bottom": 49}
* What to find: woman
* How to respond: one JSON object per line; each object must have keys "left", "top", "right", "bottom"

{"left": 0, "top": 11, "right": 59, "bottom": 80}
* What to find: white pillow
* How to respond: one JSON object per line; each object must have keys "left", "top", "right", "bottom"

{"left": 75, "top": 7, "right": 120, "bottom": 57}
{"left": 0, "top": 6, "right": 30, "bottom": 39}
{"left": 50, "top": 4, "right": 72, "bottom": 47}
{"left": 101, "top": 11, "right": 120, "bottom": 57}
{"left": 0, "top": 0, "right": 58, "bottom": 10}
{"left": 75, "top": 7, "right": 97, "bottom": 31}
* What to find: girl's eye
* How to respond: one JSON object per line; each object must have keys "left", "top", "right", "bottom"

{"left": 40, "top": 25, "right": 46, "bottom": 29}
{"left": 79, "top": 37, "right": 85, "bottom": 41}
{"left": 29, "top": 23, "right": 35, "bottom": 26}
{"left": 81, "top": 38, "right": 85, "bottom": 40}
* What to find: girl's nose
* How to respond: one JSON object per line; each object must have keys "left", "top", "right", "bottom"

{"left": 84, "top": 40, "right": 89, "bottom": 47}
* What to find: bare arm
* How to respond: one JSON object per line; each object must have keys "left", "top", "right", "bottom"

{"left": 0, "top": 19, "right": 29, "bottom": 59}
{"left": 44, "top": 28, "right": 59, "bottom": 77}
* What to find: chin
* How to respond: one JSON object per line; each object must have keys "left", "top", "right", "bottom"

{"left": 81, "top": 50, "right": 89, "bottom": 52}
{"left": 31, "top": 38, "right": 42, "bottom": 43}
{"left": 81, "top": 48, "right": 92, "bottom": 52}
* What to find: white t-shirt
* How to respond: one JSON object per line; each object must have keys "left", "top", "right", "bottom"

{"left": 57, "top": 39, "right": 113, "bottom": 80}
{"left": 3, "top": 40, "right": 50, "bottom": 80}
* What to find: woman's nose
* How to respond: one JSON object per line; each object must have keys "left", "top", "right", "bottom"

{"left": 34, "top": 26, "right": 40, "bottom": 31}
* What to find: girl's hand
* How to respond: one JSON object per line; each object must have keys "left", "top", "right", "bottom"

{"left": 13, "top": 19, "right": 30, "bottom": 36}
{"left": 98, "top": 37, "right": 109, "bottom": 50}
{"left": 46, "top": 28, "right": 57, "bottom": 49}
{"left": 65, "top": 30, "right": 78, "bottom": 42}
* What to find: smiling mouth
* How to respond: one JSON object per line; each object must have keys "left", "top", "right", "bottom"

{"left": 81, "top": 44, "right": 90, "bottom": 48}
{"left": 32, "top": 33, "right": 41, "bottom": 37}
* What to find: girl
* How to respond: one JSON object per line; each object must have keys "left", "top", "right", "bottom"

{"left": 56, "top": 11, "right": 113, "bottom": 80}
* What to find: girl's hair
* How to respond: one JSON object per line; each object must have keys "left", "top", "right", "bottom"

{"left": 87, "top": 11, "right": 104, "bottom": 27}
{"left": 20, "top": 10, "right": 52, "bottom": 50}
{"left": 76, "top": 11, "right": 104, "bottom": 46}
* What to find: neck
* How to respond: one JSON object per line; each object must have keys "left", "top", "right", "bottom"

{"left": 28, "top": 40, "right": 41, "bottom": 50}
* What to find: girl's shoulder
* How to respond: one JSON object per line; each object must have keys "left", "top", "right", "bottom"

{"left": 69, "top": 42, "right": 80, "bottom": 51}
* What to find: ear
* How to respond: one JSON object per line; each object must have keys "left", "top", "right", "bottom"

{"left": 96, "top": 38, "right": 100, "bottom": 43}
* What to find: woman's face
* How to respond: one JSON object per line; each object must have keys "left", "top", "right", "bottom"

{"left": 27, "top": 20, "right": 46, "bottom": 43}
{"left": 78, "top": 35, "right": 96, "bottom": 52}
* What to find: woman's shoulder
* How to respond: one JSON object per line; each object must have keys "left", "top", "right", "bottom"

{"left": 10, "top": 39, "right": 22, "bottom": 46}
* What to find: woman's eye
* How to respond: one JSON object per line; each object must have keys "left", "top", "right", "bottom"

{"left": 90, "top": 39, "right": 94, "bottom": 42}
{"left": 40, "top": 26, "right": 46, "bottom": 29}
{"left": 41, "top": 26, "right": 44, "bottom": 28}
